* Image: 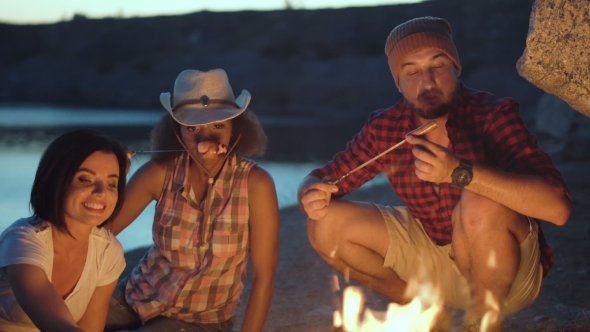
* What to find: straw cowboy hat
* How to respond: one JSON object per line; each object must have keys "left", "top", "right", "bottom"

{"left": 160, "top": 69, "right": 251, "bottom": 126}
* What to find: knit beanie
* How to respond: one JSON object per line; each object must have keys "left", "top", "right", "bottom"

{"left": 384, "top": 16, "right": 461, "bottom": 86}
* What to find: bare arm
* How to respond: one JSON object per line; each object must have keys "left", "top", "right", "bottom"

{"left": 240, "top": 166, "right": 280, "bottom": 332}
{"left": 76, "top": 279, "right": 117, "bottom": 332}
{"left": 107, "top": 160, "right": 167, "bottom": 235}
{"left": 407, "top": 134, "right": 571, "bottom": 225}
{"left": 5, "top": 264, "right": 84, "bottom": 332}
{"left": 461, "top": 163, "right": 570, "bottom": 225}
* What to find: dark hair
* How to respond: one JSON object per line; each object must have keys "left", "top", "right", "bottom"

{"left": 149, "top": 109, "right": 268, "bottom": 164}
{"left": 30, "top": 129, "right": 128, "bottom": 234}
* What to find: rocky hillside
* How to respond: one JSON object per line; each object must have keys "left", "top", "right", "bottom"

{"left": 0, "top": 0, "right": 550, "bottom": 160}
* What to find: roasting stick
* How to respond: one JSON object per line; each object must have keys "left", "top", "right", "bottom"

{"left": 129, "top": 121, "right": 437, "bottom": 168}
{"left": 130, "top": 148, "right": 198, "bottom": 155}
{"left": 331, "top": 120, "right": 435, "bottom": 319}
{"left": 329, "top": 120, "right": 438, "bottom": 185}
{"left": 130, "top": 143, "right": 233, "bottom": 156}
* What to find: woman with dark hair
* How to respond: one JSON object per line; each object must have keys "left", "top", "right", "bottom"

{"left": 0, "top": 129, "right": 128, "bottom": 331}
{"left": 105, "top": 69, "right": 279, "bottom": 332}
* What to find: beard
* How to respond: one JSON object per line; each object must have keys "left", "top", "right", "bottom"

{"left": 406, "top": 87, "right": 457, "bottom": 120}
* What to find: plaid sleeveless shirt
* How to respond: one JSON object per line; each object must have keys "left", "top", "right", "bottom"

{"left": 124, "top": 152, "right": 255, "bottom": 323}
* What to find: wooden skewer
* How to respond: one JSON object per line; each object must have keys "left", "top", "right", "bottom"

{"left": 330, "top": 120, "right": 438, "bottom": 185}
{"left": 131, "top": 148, "right": 197, "bottom": 155}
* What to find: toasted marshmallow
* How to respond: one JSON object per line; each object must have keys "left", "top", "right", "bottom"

{"left": 197, "top": 141, "right": 228, "bottom": 155}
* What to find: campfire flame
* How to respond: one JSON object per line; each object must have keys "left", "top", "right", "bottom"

{"left": 480, "top": 290, "right": 501, "bottom": 332}
{"left": 480, "top": 250, "right": 502, "bottom": 332}
{"left": 332, "top": 251, "right": 507, "bottom": 331}
{"left": 334, "top": 279, "right": 444, "bottom": 332}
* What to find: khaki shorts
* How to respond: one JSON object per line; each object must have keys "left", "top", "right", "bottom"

{"left": 377, "top": 205, "right": 543, "bottom": 314}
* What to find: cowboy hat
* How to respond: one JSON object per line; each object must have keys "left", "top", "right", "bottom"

{"left": 160, "top": 69, "right": 251, "bottom": 126}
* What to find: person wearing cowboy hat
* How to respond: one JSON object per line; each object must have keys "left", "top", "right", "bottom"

{"left": 104, "top": 69, "right": 279, "bottom": 332}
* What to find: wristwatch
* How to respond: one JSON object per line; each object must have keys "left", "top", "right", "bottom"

{"left": 450, "top": 159, "right": 473, "bottom": 189}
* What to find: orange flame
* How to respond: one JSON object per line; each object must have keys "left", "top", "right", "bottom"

{"left": 334, "top": 280, "right": 444, "bottom": 332}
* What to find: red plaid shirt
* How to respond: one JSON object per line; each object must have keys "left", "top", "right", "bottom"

{"left": 311, "top": 83, "right": 570, "bottom": 277}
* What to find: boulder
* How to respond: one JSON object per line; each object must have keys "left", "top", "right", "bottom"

{"left": 516, "top": 0, "right": 590, "bottom": 117}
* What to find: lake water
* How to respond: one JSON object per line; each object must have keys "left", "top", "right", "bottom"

{"left": 0, "top": 105, "right": 387, "bottom": 251}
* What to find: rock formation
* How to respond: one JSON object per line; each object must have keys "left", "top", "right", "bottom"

{"left": 517, "top": 0, "right": 590, "bottom": 116}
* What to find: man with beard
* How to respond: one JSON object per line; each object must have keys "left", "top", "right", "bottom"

{"left": 297, "top": 17, "right": 571, "bottom": 331}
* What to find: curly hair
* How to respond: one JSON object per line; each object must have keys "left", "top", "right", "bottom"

{"left": 150, "top": 109, "right": 267, "bottom": 164}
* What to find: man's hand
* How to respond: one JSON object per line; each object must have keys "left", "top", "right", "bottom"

{"left": 406, "top": 134, "right": 460, "bottom": 183}
{"left": 299, "top": 177, "right": 338, "bottom": 220}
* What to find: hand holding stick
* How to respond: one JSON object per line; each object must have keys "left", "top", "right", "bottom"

{"left": 329, "top": 120, "right": 438, "bottom": 185}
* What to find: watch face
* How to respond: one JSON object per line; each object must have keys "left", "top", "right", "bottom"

{"left": 451, "top": 160, "right": 473, "bottom": 189}
{"left": 455, "top": 169, "right": 472, "bottom": 187}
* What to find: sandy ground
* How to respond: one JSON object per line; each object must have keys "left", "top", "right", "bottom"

{"left": 123, "top": 160, "right": 590, "bottom": 332}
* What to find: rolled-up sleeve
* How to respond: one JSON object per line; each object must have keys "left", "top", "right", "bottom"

{"left": 484, "top": 99, "right": 570, "bottom": 201}
{"left": 310, "top": 111, "right": 385, "bottom": 198}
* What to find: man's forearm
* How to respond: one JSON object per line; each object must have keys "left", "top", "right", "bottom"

{"left": 466, "top": 163, "right": 571, "bottom": 225}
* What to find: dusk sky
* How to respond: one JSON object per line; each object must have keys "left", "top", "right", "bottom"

{"left": 0, "top": 0, "right": 423, "bottom": 24}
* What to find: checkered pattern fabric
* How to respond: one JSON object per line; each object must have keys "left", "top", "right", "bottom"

{"left": 311, "top": 83, "right": 570, "bottom": 277}
{"left": 125, "top": 152, "right": 255, "bottom": 323}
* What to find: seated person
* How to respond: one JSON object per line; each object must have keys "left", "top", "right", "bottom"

{"left": 0, "top": 129, "right": 128, "bottom": 332}
{"left": 105, "top": 69, "right": 279, "bottom": 332}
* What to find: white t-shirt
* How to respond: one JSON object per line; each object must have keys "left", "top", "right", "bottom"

{"left": 0, "top": 217, "right": 125, "bottom": 331}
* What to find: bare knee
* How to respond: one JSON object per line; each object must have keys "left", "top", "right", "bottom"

{"left": 307, "top": 218, "right": 323, "bottom": 252}
{"left": 307, "top": 200, "right": 385, "bottom": 258}
{"left": 453, "top": 190, "right": 501, "bottom": 230}
{"left": 453, "top": 190, "right": 527, "bottom": 238}
{"left": 307, "top": 213, "right": 342, "bottom": 258}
